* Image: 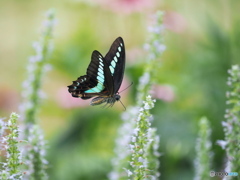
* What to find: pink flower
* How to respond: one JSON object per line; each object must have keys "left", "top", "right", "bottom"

{"left": 99, "top": 0, "right": 156, "bottom": 14}
{"left": 164, "top": 11, "right": 187, "bottom": 33}
{"left": 118, "top": 77, "right": 131, "bottom": 95}
{"left": 0, "top": 87, "right": 20, "bottom": 113}
{"left": 56, "top": 87, "right": 90, "bottom": 109}
{"left": 126, "top": 48, "right": 145, "bottom": 64}
{"left": 150, "top": 84, "right": 175, "bottom": 102}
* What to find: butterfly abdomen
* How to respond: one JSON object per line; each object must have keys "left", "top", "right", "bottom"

{"left": 90, "top": 97, "right": 107, "bottom": 106}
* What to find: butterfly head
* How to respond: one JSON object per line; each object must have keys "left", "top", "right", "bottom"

{"left": 114, "top": 94, "right": 121, "bottom": 101}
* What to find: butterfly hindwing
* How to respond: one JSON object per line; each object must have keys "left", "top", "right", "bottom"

{"left": 68, "top": 75, "right": 94, "bottom": 99}
{"left": 68, "top": 51, "right": 113, "bottom": 97}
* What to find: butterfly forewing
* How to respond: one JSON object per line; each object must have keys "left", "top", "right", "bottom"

{"left": 105, "top": 37, "right": 125, "bottom": 94}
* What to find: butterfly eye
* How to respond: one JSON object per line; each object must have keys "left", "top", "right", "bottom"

{"left": 115, "top": 94, "right": 121, "bottom": 101}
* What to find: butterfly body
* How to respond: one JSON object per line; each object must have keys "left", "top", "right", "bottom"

{"left": 68, "top": 37, "right": 125, "bottom": 107}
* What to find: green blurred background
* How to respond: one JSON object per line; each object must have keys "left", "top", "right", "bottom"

{"left": 0, "top": 0, "right": 239, "bottom": 179}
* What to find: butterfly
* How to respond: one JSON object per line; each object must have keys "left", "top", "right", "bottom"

{"left": 68, "top": 37, "right": 125, "bottom": 107}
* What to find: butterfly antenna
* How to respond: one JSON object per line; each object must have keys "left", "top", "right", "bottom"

{"left": 119, "top": 99, "right": 126, "bottom": 111}
{"left": 119, "top": 82, "right": 133, "bottom": 94}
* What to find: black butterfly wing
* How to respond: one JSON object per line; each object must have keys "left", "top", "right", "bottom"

{"left": 68, "top": 50, "right": 113, "bottom": 99}
{"left": 86, "top": 50, "right": 114, "bottom": 96}
{"left": 104, "top": 37, "right": 125, "bottom": 95}
{"left": 68, "top": 74, "right": 93, "bottom": 99}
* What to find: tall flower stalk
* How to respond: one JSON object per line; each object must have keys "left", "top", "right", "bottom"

{"left": 23, "top": 126, "right": 48, "bottom": 180}
{"left": 108, "top": 106, "right": 139, "bottom": 180}
{"left": 109, "top": 11, "right": 165, "bottom": 180}
{"left": 219, "top": 65, "right": 240, "bottom": 175}
{"left": 137, "top": 11, "right": 166, "bottom": 106}
{"left": 194, "top": 117, "right": 212, "bottom": 180}
{"left": 128, "top": 96, "right": 160, "bottom": 180}
{"left": 0, "top": 113, "right": 24, "bottom": 180}
{"left": 19, "top": 9, "right": 56, "bottom": 180}
{"left": 20, "top": 9, "right": 56, "bottom": 131}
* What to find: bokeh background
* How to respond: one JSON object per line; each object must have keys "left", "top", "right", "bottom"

{"left": 0, "top": 0, "right": 239, "bottom": 179}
